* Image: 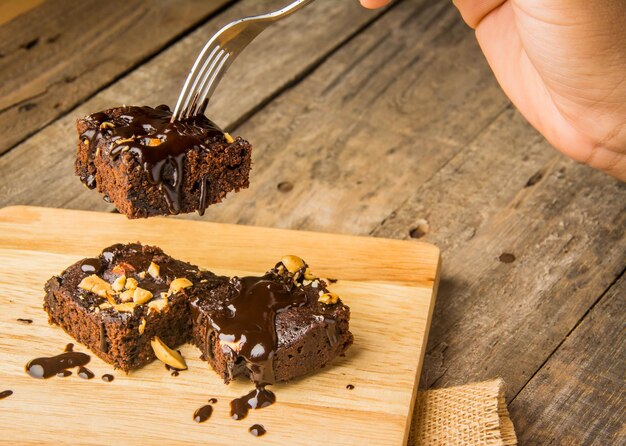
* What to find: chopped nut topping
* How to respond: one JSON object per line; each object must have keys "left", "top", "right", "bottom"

{"left": 114, "top": 302, "right": 137, "bottom": 313}
{"left": 112, "top": 136, "right": 135, "bottom": 146}
{"left": 112, "top": 275, "right": 126, "bottom": 292}
{"left": 304, "top": 268, "right": 316, "bottom": 280}
{"left": 148, "top": 298, "right": 168, "bottom": 314}
{"left": 138, "top": 318, "right": 146, "bottom": 335}
{"left": 138, "top": 271, "right": 146, "bottom": 280}
{"left": 169, "top": 278, "right": 193, "bottom": 294}
{"left": 151, "top": 336, "right": 187, "bottom": 370}
{"left": 99, "top": 121, "right": 115, "bottom": 130}
{"left": 98, "top": 302, "right": 113, "bottom": 310}
{"left": 112, "top": 262, "right": 135, "bottom": 275}
{"left": 145, "top": 137, "right": 162, "bottom": 147}
{"left": 280, "top": 255, "right": 305, "bottom": 274}
{"left": 133, "top": 287, "right": 153, "bottom": 305}
{"left": 119, "top": 289, "right": 134, "bottom": 302}
{"left": 125, "top": 278, "right": 138, "bottom": 290}
{"left": 147, "top": 262, "right": 160, "bottom": 279}
{"left": 318, "top": 292, "right": 339, "bottom": 305}
{"left": 224, "top": 132, "right": 234, "bottom": 143}
{"left": 78, "top": 274, "right": 115, "bottom": 303}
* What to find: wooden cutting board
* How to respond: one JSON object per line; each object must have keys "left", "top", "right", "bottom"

{"left": 0, "top": 206, "right": 440, "bottom": 445}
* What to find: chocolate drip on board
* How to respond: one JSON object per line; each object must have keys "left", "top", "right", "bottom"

{"left": 230, "top": 386, "right": 276, "bottom": 420}
{"left": 249, "top": 424, "right": 267, "bottom": 437}
{"left": 0, "top": 390, "right": 13, "bottom": 400}
{"left": 193, "top": 405, "right": 213, "bottom": 423}
{"left": 25, "top": 347, "right": 90, "bottom": 379}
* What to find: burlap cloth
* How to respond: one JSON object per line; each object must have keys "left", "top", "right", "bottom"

{"left": 409, "top": 378, "right": 518, "bottom": 446}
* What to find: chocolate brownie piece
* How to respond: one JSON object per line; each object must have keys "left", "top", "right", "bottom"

{"left": 75, "top": 105, "right": 252, "bottom": 218}
{"left": 189, "top": 255, "right": 353, "bottom": 385}
{"left": 43, "top": 243, "right": 226, "bottom": 371}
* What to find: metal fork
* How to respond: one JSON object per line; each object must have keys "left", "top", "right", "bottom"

{"left": 171, "top": 0, "right": 316, "bottom": 122}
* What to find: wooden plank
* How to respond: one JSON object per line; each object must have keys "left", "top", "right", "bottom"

{"left": 0, "top": 0, "right": 231, "bottom": 155}
{"left": 371, "top": 107, "right": 626, "bottom": 434}
{"left": 0, "top": 0, "right": 43, "bottom": 25}
{"left": 509, "top": 273, "right": 625, "bottom": 445}
{"left": 0, "top": 1, "right": 511, "bottom": 229}
{"left": 0, "top": 0, "right": 390, "bottom": 210}
{"left": 0, "top": 205, "right": 440, "bottom": 445}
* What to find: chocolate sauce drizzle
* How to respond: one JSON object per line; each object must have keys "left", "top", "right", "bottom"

{"left": 249, "top": 424, "right": 267, "bottom": 437}
{"left": 193, "top": 405, "right": 213, "bottom": 423}
{"left": 212, "top": 274, "right": 309, "bottom": 386}
{"left": 230, "top": 387, "right": 276, "bottom": 421}
{"left": 16, "top": 318, "right": 33, "bottom": 324}
{"left": 80, "top": 105, "right": 225, "bottom": 215}
{"left": 56, "top": 370, "right": 72, "bottom": 377}
{"left": 80, "top": 258, "right": 102, "bottom": 274}
{"left": 0, "top": 390, "right": 13, "bottom": 400}
{"left": 25, "top": 345, "right": 91, "bottom": 379}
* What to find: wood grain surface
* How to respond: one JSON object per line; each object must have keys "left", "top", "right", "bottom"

{"left": 0, "top": 0, "right": 234, "bottom": 155}
{"left": 0, "top": 205, "right": 440, "bottom": 445}
{"left": 0, "top": 1, "right": 624, "bottom": 444}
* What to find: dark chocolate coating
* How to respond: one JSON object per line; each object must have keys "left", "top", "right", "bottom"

{"left": 75, "top": 105, "right": 252, "bottom": 218}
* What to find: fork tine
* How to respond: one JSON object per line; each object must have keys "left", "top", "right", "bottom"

{"left": 179, "top": 45, "right": 221, "bottom": 120}
{"left": 172, "top": 42, "right": 221, "bottom": 121}
{"left": 189, "top": 51, "right": 231, "bottom": 117}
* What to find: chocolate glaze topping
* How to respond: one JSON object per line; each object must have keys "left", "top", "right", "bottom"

{"left": 25, "top": 347, "right": 90, "bottom": 379}
{"left": 80, "top": 105, "right": 225, "bottom": 214}
{"left": 80, "top": 258, "right": 102, "bottom": 274}
{"left": 230, "top": 387, "right": 276, "bottom": 420}
{"left": 249, "top": 424, "right": 267, "bottom": 437}
{"left": 211, "top": 273, "right": 309, "bottom": 386}
{"left": 0, "top": 390, "right": 13, "bottom": 400}
{"left": 193, "top": 404, "right": 213, "bottom": 423}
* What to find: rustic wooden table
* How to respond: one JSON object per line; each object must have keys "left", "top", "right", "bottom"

{"left": 0, "top": 1, "right": 624, "bottom": 444}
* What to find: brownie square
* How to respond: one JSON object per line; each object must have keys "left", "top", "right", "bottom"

{"left": 43, "top": 243, "right": 226, "bottom": 371}
{"left": 189, "top": 256, "right": 353, "bottom": 385}
{"left": 75, "top": 105, "right": 252, "bottom": 218}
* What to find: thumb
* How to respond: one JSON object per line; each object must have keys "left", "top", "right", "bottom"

{"left": 360, "top": 0, "right": 391, "bottom": 9}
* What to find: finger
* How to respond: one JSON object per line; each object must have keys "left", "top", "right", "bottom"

{"left": 453, "top": 0, "right": 507, "bottom": 28}
{"left": 359, "top": 0, "right": 391, "bottom": 10}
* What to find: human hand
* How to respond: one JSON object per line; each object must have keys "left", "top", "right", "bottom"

{"left": 361, "top": 0, "right": 626, "bottom": 181}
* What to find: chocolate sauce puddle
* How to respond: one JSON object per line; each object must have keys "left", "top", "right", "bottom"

{"left": 102, "top": 374, "right": 114, "bottom": 382}
{"left": 25, "top": 345, "right": 90, "bottom": 379}
{"left": 78, "top": 366, "right": 95, "bottom": 380}
{"left": 56, "top": 370, "right": 72, "bottom": 377}
{"left": 193, "top": 405, "right": 213, "bottom": 423}
{"left": 0, "top": 390, "right": 13, "bottom": 400}
{"left": 208, "top": 398, "right": 218, "bottom": 404}
{"left": 165, "top": 364, "right": 181, "bottom": 376}
{"left": 80, "top": 105, "right": 224, "bottom": 215}
{"left": 230, "top": 386, "right": 276, "bottom": 420}
{"left": 249, "top": 424, "right": 267, "bottom": 437}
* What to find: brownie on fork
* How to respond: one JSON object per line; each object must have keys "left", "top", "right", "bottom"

{"left": 75, "top": 105, "right": 252, "bottom": 218}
